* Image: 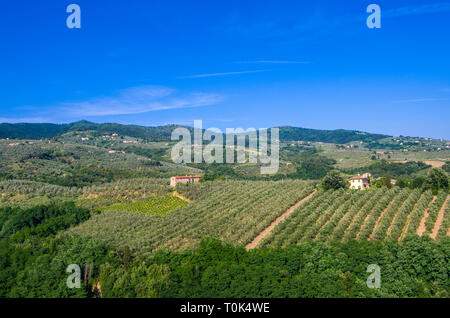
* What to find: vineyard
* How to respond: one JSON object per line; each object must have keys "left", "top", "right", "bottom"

{"left": 67, "top": 177, "right": 450, "bottom": 253}
{"left": 260, "top": 188, "right": 449, "bottom": 248}
{"left": 101, "top": 195, "right": 187, "bottom": 215}
{"left": 67, "top": 180, "right": 316, "bottom": 252}
{"left": 67, "top": 180, "right": 449, "bottom": 252}
{"left": 5, "top": 174, "right": 448, "bottom": 252}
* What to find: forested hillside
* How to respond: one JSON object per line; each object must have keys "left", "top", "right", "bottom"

{"left": 0, "top": 121, "right": 191, "bottom": 141}
{"left": 1, "top": 120, "right": 390, "bottom": 144}
{"left": 277, "top": 126, "right": 388, "bottom": 143}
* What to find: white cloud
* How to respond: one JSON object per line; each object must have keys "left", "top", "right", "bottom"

{"left": 179, "top": 70, "right": 267, "bottom": 78}
{"left": 59, "top": 85, "right": 224, "bottom": 116}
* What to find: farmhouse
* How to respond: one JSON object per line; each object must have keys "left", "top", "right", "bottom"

{"left": 349, "top": 174, "right": 370, "bottom": 190}
{"left": 170, "top": 175, "right": 202, "bottom": 187}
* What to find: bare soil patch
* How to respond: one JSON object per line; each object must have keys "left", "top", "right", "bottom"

{"left": 431, "top": 196, "right": 449, "bottom": 240}
{"left": 424, "top": 160, "right": 446, "bottom": 168}
{"left": 172, "top": 191, "right": 193, "bottom": 203}
{"left": 417, "top": 196, "right": 437, "bottom": 236}
{"left": 392, "top": 160, "right": 446, "bottom": 168}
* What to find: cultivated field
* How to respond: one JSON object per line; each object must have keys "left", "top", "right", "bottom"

{"left": 67, "top": 179, "right": 449, "bottom": 253}
{"left": 67, "top": 180, "right": 316, "bottom": 252}
{"left": 101, "top": 195, "right": 187, "bottom": 215}
{"left": 260, "top": 188, "right": 449, "bottom": 248}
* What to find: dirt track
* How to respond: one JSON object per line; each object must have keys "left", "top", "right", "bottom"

{"left": 245, "top": 189, "right": 316, "bottom": 250}
{"left": 417, "top": 196, "right": 437, "bottom": 236}
{"left": 172, "top": 191, "right": 193, "bottom": 203}
{"left": 431, "top": 196, "right": 449, "bottom": 239}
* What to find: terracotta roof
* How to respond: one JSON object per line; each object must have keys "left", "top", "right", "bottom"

{"left": 172, "top": 175, "right": 202, "bottom": 179}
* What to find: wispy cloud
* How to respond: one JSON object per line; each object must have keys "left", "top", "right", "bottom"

{"left": 384, "top": 2, "right": 450, "bottom": 18}
{"left": 392, "top": 98, "right": 448, "bottom": 104}
{"left": 59, "top": 86, "right": 224, "bottom": 117}
{"left": 179, "top": 70, "right": 267, "bottom": 79}
{"left": 1, "top": 86, "right": 224, "bottom": 123}
{"left": 234, "top": 60, "right": 309, "bottom": 65}
{"left": 0, "top": 117, "right": 52, "bottom": 123}
{"left": 220, "top": 2, "right": 450, "bottom": 42}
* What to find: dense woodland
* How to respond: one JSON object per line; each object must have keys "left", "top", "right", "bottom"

{"left": 345, "top": 160, "right": 431, "bottom": 178}
{"left": 0, "top": 121, "right": 188, "bottom": 141}
{"left": 277, "top": 126, "right": 388, "bottom": 144}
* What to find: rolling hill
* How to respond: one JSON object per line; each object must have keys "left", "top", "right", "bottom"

{"left": 0, "top": 120, "right": 191, "bottom": 141}
{"left": 1, "top": 120, "right": 390, "bottom": 144}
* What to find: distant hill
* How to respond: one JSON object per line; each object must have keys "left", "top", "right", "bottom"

{"left": 0, "top": 120, "right": 191, "bottom": 141}
{"left": 277, "top": 126, "right": 389, "bottom": 144}
{"left": 0, "top": 123, "right": 69, "bottom": 140}
{"left": 1, "top": 120, "right": 389, "bottom": 143}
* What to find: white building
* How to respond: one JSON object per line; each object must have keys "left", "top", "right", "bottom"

{"left": 349, "top": 175, "right": 370, "bottom": 190}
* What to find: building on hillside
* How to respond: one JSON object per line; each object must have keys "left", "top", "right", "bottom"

{"left": 349, "top": 175, "right": 371, "bottom": 190}
{"left": 170, "top": 175, "right": 202, "bottom": 187}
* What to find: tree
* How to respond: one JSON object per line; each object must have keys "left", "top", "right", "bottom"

{"left": 423, "top": 168, "right": 449, "bottom": 192}
{"left": 322, "top": 171, "right": 347, "bottom": 190}
{"left": 120, "top": 246, "right": 133, "bottom": 269}
{"left": 396, "top": 176, "right": 409, "bottom": 188}
{"left": 411, "top": 176, "right": 426, "bottom": 189}
{"left": 294, "top": 154, "right": 336, "bottom": 180}
{"left": 443, "top": 162, "right": 450, "bottom": 174}
{"left": 384, "top": 172, "right": 392, "bottom": 189}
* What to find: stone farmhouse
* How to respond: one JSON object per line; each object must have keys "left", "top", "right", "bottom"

{"left": 348, "top": 173, "right": 371, "bottom": 190}
{"left": 170, "top": 175, "right": 202, "bottom": 187}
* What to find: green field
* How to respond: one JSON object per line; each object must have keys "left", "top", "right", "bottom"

{"left": 101, "top": 195, "right": 187, "bottom": 215}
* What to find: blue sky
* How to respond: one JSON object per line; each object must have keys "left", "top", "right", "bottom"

{"left": 1, "top": 0, "right": 450, "bottom": 139}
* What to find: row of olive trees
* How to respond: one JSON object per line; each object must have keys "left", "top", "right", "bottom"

{"left": 69, "top": 180, "right": 316, "bottom": 252}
